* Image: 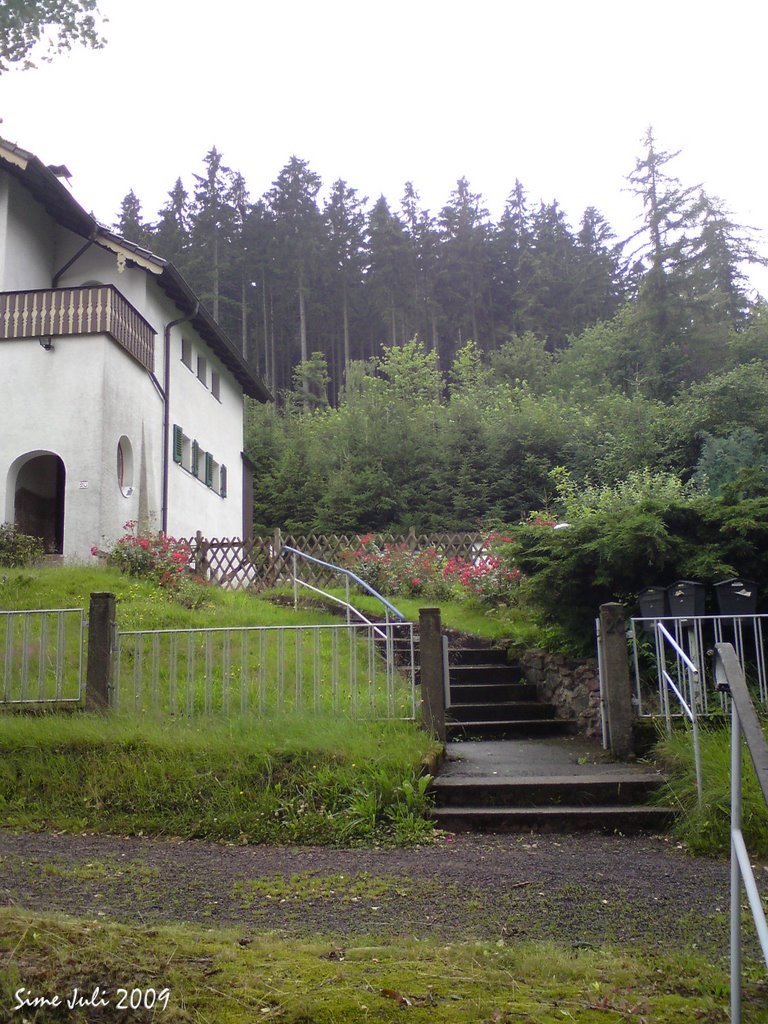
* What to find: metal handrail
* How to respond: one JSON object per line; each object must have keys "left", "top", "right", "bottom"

{"left": 713, "top": 642, "right": 768, "bottom": 1023}
{"left": 282, "top": 545, "right": 406, "bottom": 624}
{"left": 656, "top": 622, "right": 704, "bottom": 804}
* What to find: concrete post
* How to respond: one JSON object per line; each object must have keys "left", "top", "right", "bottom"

{"left": 85, "top": 592, "right": 116, "bottom": 710}
{"left": 419, "top": 607, "right": 446, "bottom": 741}
{"left": 598, "top": 602, "right": 634, "bottom": 758}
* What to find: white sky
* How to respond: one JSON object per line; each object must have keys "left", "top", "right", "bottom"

{"left": 1, "top": 0, "right": 767, "bottom": 290}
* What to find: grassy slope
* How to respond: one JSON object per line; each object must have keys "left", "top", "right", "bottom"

{"left": 0, "top": 567, "right": 438, "bottom": 846}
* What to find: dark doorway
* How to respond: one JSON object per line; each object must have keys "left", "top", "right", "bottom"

{"left": 14, "top": 454, "right": 66, "bottom": 553}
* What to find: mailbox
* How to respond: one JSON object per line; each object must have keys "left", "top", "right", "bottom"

{"left": 638, "top": 586, "right": 669, "bottom": 619}
{"left": 714, "top": 578, "right": 758, "bottom": 616}
{"left": 667, "top": 580, "right": 705, "bottom": 617}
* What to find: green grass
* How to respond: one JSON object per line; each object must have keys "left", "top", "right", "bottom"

{"left": 2, "top": 908, "right": 764, "bottom": 1023}
{"left": 0, "top": 568, "right": 416, "bottom": 718}
{"left": 655, "top": 720, "right": 768, "bottom": 858}
{"left": 303, "top": 586, "right": 569, "bottom": 650}
{"left": 0, "top": 566, "right": 353, "bottom": 630}
{"left": 0, "top": 712, "right": 439, "bottom": 846}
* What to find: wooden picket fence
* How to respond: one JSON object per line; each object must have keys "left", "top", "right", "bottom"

{"left": 182, "top": 529, "right": 485, "bottom": 591}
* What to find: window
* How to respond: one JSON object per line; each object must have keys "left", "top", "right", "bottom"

{"left": 191, "top": 440, "right": 200, "bottom": 478}
{"left": 211, "top": 371, "right": 221, "bottom": 401}
{"left": 219, "top": 465, "right": 227, "bottom": 498}
{"left": 197, "top": 355, "right": 207, "bottom": 387}
{"left": 204, "top": 451, "right": 214, "bottom": 488}
{"left": 181, "top": 337, "right": 193, "bottom": 369}
{"left": 117, "top": 436, "right": 134, "bottom": 496}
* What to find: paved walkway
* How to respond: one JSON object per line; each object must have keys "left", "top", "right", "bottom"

{"left": 440, "top": 735, "right": 663, "bottom": 780}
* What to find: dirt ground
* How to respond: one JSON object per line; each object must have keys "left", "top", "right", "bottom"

{"left": 0, "top": 827, "right": 759, "bottom": 961}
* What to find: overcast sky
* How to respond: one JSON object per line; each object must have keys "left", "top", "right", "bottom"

{"left": 2, "top": 0, "right": 767, "bottom": 290}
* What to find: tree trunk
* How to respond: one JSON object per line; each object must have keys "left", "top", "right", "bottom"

{"left": 342, "top": 281, "right": 350, "bottom": 376}
{"left": 212, "top": 232, "right": 219, "bottom": 323}
{"left": 241, "top": 272, "right": 248, "bottom": 359}
{"left": 299, "top": 264, "right": 308, "bottom": 393}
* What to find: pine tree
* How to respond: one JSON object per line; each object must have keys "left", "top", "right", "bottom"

{"left": 267, "top": 157, "right": 324, "bottom": 393}
{"left": 364, "top": 196, "right": 411, "bottom": 350}
{"left": 154, "top": 178, "right": 191, "bottom": 267}
{"left": 113, "top": 190, "right": 151, "bottom": 249}
{"left": 437, "top": 178, "right": 493, "bottom": 357}
{"left": 189, "top": 147, "right": 239, "bottom": 325}
{"left": 324, "top": 179, "right": 366, "bottom": 375}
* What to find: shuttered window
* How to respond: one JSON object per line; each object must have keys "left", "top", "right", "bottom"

{"left": 173, "top": 424, "right": 183, "bottom": 464}
{"left": 219, "top": 465, "right": 227, "bottom": 498}
{"left": 191, "top": 440, "right": 200, "bottom": 478}
{"left": 205, "top": 452, "right": 214, "bottom": 487}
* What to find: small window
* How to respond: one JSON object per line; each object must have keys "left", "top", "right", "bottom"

{"left": 197, "top": 355, "right": 207, "bottom": 387}
{"left": 117, "top": 436, "right": 134, "bottom": 496}
{"left": 211, "top": 371, "right": 220, "bottom": 401}
{"left": 181, "top": 337, "right": 193, "bottom": 369}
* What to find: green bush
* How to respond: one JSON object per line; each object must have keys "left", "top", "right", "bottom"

{"left": 505, "top": 470, "right": 768, "bottom": 650}
{"left": 0, "top": 523, "right": 44, "bottom": 568}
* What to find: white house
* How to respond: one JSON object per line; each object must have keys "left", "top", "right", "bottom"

{"left": 0, "top": 137, "right": 271, "bottom": 561}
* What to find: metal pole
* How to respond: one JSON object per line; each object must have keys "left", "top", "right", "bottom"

{"left": 731, "top": 698, "right": 742, "bottom": 1024}
{"left": 691, "top": 708, "right": 703, "bottom": 806}
{"left": 292, "top": 554, "right": 298, "bottom": 610}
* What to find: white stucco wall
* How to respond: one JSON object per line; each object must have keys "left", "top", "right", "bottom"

{"left": 164, "top": 322, "right": 245, "bottom": 540}
{"left": 2, "top": 178, "right": 55, "bottom": 291}
{"left": 0, "top": 333, "right": 159, "bottom": 559}
{"left": 0, "top": 166, "right": 250, "bottom": 557}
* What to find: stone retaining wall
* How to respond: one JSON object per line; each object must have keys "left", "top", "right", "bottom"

{"left": 519, "top": 650, "right": 602, "bottom": 739}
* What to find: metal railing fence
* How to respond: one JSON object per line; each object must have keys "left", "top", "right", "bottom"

{"left": 113, "top": 621, "right": 417, "bottom": 720}
{"left": 655, "top": 622, "right": 704, "bottom": 804}
{"left": 630, "top": 614, "right": 768, "bottom": 718}
{"left": 283, "top": 545, "right": 406, "bottom": 634}
{"left": 0, "top": 608, "right": 85, "bottom": 704}
{"left": 713, "top": 643, "right": 768, "bottom": 1023}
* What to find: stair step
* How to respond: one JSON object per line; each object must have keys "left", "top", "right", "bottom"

{"left": 446, "top": 718, "right": 574, "bottom": 739}
{"left": 448, "top": 646, "right": 511, "bottom": 666}
{"left": 448, "top": 701, "right": 556, "bottom": 722}
{"left": 449, "top": 682, "right": 539, "bottom": 703}
{"left": 431, "top": 773, "right": 666, "bottom": 807}
{"left": 431, "top": 804, "right": 676, "bottom": 832}
{"left": 449, "top": 664, "right": 522, "bottom": 684}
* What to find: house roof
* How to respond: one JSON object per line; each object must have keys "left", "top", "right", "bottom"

{"left": 0, "top": 138, "right": 272, "bottom": 403}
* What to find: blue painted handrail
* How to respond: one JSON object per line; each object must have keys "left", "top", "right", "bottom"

{"left": 282, "top": 545, "right": 406, "bottom": 622}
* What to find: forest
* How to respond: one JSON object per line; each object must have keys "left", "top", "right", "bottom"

{"left": 115, "top": 129, "right": 768, "bottom": 534}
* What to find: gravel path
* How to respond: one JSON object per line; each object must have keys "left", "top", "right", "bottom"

{"left": 0, "top": 827, "right": 753, "bottom": 958}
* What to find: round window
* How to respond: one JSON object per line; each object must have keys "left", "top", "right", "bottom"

{"left": 117, "top": 436, "right": 134, "bottom": 497}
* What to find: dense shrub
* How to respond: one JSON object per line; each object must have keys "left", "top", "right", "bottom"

{"left": 0, "top": 523, "right": 44, "bottom": 567}
{"left": 95, "top": 522, "right": 207, "bottom": 608}
{"left": 347, "top": 535, "right": 452, "bottom": 600}
{"left": 346, "top": 531, "right": 523, "bottom": 606}
{"left": 506, "top": 471, "right": 768, "bottom": 650}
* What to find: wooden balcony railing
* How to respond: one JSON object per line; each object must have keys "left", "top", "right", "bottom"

{"left": 0, "top": 285, "right": 156, "bottom": 371}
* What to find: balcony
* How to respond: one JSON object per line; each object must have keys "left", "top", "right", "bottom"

{"left": 0, "top": 285, "right": 156, "bottom": 371}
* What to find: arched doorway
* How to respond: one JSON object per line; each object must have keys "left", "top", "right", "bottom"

{"left": 12, "top": 453, "right": 66, "bottom": 554}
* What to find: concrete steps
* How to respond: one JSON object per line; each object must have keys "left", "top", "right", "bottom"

{"left": 446, "top": 645, "right": 569, "bottom": 741}
{"left": 430, "top": 766, "right": 675, "bottom": 833}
